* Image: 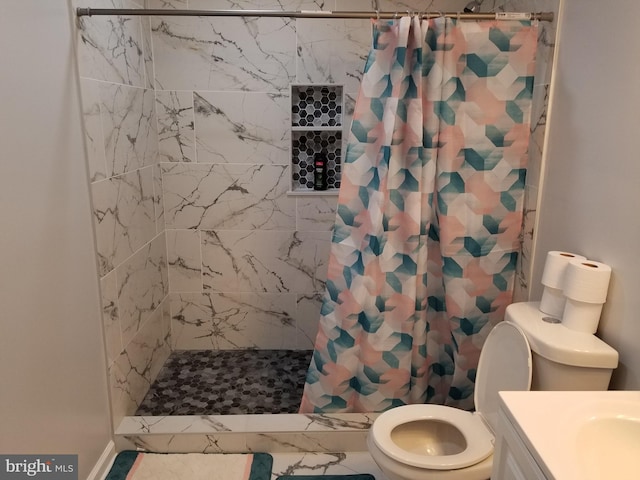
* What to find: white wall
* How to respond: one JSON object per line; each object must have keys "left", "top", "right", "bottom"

{"left": 0, "top": 1, "right": 113, "bottom": 477}
{"left": 532, "top": 0, "right": 640, "bottom": 389}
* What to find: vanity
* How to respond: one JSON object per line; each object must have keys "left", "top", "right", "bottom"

{"left": 491, "top": 391, "right": 640, "bottom": 480}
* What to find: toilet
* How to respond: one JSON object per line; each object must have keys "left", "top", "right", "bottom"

{"left": 367, "top": 301, "right": 619, "bottom": 480}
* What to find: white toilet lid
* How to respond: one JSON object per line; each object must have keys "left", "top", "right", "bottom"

{"left": 475, "top": 321, "right": 532, "bottom": 434}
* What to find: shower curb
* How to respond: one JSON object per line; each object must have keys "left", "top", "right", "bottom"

{"left": 115, "top": 413, "right": 378, "bottom": 453}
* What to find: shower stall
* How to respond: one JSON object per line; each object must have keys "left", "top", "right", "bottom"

{"left": 74, "top": 0, "right": 558, "bottom": 450}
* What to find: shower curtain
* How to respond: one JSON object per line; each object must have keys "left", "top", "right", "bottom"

{"left": 300, "top": 16, "right": 537, "bottom": 413}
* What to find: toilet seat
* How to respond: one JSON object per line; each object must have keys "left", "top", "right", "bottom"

{"left": 370, "top": 404, "right": 494, "bottom": 469}
{"left": 370, "top": 322, "right": 532, "bottom": 472}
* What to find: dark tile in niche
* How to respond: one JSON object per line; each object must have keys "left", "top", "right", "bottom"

{"left": 136, "top": 349, "right": 313, "bottom": 416}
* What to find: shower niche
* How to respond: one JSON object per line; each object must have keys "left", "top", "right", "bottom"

{"left": 290, "top": 84, "right": 343, "bottom": 193}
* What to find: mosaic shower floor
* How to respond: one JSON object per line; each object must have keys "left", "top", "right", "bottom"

{"left": 136, "top": 349, "right": 313, "bottom": 415}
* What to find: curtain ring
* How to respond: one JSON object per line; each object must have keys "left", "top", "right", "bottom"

{"left": 375, "top": 9, "right": 380, "bottom": 20}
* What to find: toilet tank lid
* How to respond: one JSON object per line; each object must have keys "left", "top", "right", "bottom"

{"left": 505, "top": 302, "right": 619, "bottom": 369}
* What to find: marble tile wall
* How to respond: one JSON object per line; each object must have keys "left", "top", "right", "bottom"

{"left": 75, "top": 0, "right": 171, "bottom": 428}
{"left": 149, "top": 0, "right": 475, "bottom": 351}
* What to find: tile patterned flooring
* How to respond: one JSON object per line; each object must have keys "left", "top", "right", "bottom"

{"left": 136, "top": 350, "right": 313, "bottom": 415}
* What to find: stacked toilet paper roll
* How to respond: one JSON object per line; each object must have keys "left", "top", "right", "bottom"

{"left": 539, "top": 251, "right": 586, "bottom": 318}
{"left": 561, "top": 259, "right": 612, "bottom": 334}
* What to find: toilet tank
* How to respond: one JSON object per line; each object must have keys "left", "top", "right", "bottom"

{"left": 505, "top": 302, "right": 618, "bottom": 391}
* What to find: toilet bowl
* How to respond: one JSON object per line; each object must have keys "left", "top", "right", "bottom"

{"left": 367, "top": 302, "right": 620, "bottom": 480}
{"left": 368, "top": 322, "right": 531, "bottom": 480}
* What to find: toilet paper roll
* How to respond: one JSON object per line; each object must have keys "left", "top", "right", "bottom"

{"left": 541, "top": 251, "right": 586, "bottom": 288}
{"left": 539, "top": 287, "right": 565, "bottom": 318}
{"left": 562, "top": 259, "right": 612, "bottom": 304}
{"left": 562, "top": 298, "right": 603, "bottom": 334}
{"left": 539, "top": 251, "right": 586, "bottom": 317}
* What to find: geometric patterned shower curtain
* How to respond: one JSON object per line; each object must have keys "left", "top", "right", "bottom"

{"left": 300, "top": 16, "right": 538, "bottom": 413}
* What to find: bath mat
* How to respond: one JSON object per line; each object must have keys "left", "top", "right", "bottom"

{"left": 106, "top": 451, "right": 272, "bottom": 480}
{"left": 276, "top": 476, "right": 375, "bottom": 480}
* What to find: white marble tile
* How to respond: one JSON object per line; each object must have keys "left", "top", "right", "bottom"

{"left": 75, "top": 0, "right": 146, "bottom": 86}
{"left": 99, "top": 83, "right": 158, "bottom": 177}
{"left": 295, "top": 293, "right": 322, "bottom": 349}
{"left": 247, "top": 432, "right": 369, "bottom": 453}
{"left": 118, "top": 412, "right": 376, "bottom": 435}
{"left": 117, "top": 415, "right": 250, "bottom": 434}
{"left": 526, "top": 83, "right": 548, "bottom": 189}
{"left": 156, "top": 90, "right": 196, "bottom": 162}
{"left": 296, "top": 18, "right": 372, "bottom": 95}
{"left": 153, "top": 164, "right": 166, "bottom": 233}
{"left": 151, "top": 15, "right": 296, "bottom": 91}
{"left": 167, "top": 229, "right": 203, "bottom": 292}
{"left": 117, "top": 233, "right": 169, "bottom": 346}
{"left": 170, "top": 292, "right": 298, "bottom": 349}
{"left": 141, "top": 15, "right": 155, "bottom": 90}
{"left": 109, "top": 299, "right": 172, "bottom": 426}
{"left": 91, "top": 167, "right": 157, "bottom": 276}
{"left": 514, "top": 184, "right": 538, "bottom": 303}
{"left": 161, "top": 163, "right": 295, "bottom": 230}
{"left": 533, "top": 21, "right": 557, "bottom": 87}
{"left": 270, "top": 452, "right": 386, "bottom": 478}
{"left": 194, "top": 91, "right": 289, "bottom": 165}
{"left": 131, "top": 298, "right": 172, "bottom": 385}
{"left": 116, "top": 433, "right": 252, "bottom": 453}
{"left": 201, "top": 230, "right": 331, "bottom": 293}
{"left": 110, "top": 354, "right": 135, "bottom": 429}
{"left": 101, "top": 269, "right": 122, "bottom": 365}
{"left": 342, "top": 91, "right": 357, "bottom": 154}
{"left": 296, "top": 196, "right": 338, "bottom": 231}
{"left": 79, "top": 78, "right": 107, "bottom": 182}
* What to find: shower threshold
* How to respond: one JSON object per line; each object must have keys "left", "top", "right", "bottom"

{"left": 136, "top": 349, "right": 313, "bottom": 416}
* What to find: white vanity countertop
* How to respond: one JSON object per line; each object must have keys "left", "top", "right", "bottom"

{"left": 499, "top": 390, "right": 640, "bottom": 480}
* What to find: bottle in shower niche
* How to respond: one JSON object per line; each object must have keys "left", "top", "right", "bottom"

{"left": 313, "top": 152, "right": 328, "bottom": 190}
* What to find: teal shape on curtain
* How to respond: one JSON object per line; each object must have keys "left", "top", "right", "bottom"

{"left": 447, "top": 78, "right": 466, "bottom": 102}
{"left": 493, "top": 273, "right": 509, "bottom": 291}
{"left": 368, "top": 235, "right": 382, "bottom": 255}
{"left": 383, "top": 351, "right": 400, "bottom": 369}
{"left": 489, "top": 27, "right": 513, "bottom": 51}
{"left": 300, "top": 15, "right": 538, "bottom": 413}
{"left": 386, "top": 273, "right": 403, "bottom": 293}
{"left": 359, "top": 311, "right": 384, "bottom": 333}
{"left": 390, "top": 190, "right": 405, "bottom": 210}
{"left": 337, "top": 204, "right": 356, "bottom": 226}
{"left": 350, "top": 120, "right": 369, "bottom": 142}
{"left": 483, "top": 215, "right": 501, "bottom": 235}
{"left": 486, "top": 125, "right": 506, "bottom": 147}
{"left": 443, "top": 257, "right": 463, "bottom": 278}
{"left": 500, "top": 191, "right": 517, "bottom": 211}
{"left": 434, "top": 100, "right": 456, "bottom": 124}
{"left": 506, "top": 100, "right": 525, "bottom": 122}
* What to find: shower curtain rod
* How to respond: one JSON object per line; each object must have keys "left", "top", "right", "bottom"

{"left": 75, "top": 8, "right": 554, "bottom": 22}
